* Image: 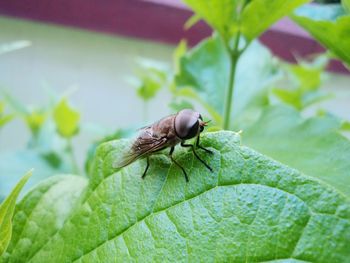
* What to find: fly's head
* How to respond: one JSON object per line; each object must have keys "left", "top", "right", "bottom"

{"left": 174, "top": 109, "right": 210, "bottom": 140}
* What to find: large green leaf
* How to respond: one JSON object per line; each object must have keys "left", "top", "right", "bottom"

{"left": 0, "top": 170, "right": 32, "bottom": 256}
{"left": 175, "top": 36, "right": 279, "bottom": 128}
{"left": 243, "top": 105, "right": 350, "bottom": 198}
{"left": 3, "top": 132, "right": 350, "bottom": 262}
{"left": 183, "top": 0, "right": 309, "bottom": 41}
{"left": 1, "top": 175, "right": 87, "bottom": 262}
{"left": 292, "top": 4, "right": 350, "bottom": 67}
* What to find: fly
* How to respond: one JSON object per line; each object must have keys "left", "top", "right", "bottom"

{"left": 113, "top": 109, "right": 213, "bottom": 182}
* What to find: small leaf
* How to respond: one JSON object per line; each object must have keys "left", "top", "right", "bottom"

{"left": 0, "top": 170, "right": 32, "bottom": 256}
{"left": 0, "top": 101, "right": 4, "bottom": 114}
{"left": 292, "top": 4, "right": 350, "bottom": 67}
{"left": 341, "top": 120, "right": 350, "bottom": 131}
{"left": 271, "top": 59, "right": 332, "bottom": 110}
{"left": 134, "top": 60, "right": 168, "bottom": 102}
{"left": 0, "top": 101, "right": 14, "bottom": 128}
{"left": 290, "top": 64, "right": 323, "bottom": 91}
{"left": 173, "top": 40, "right": 187, "bottom": 74}
{"left": 1, "top": 91, "right": 28, "bottom": 116}
{"left": 53, "top": 98, "right": 80, "bottom": 138}
{"left": 184, "top": 14, "right": 201, "bottom": 30}
{"left": 25, "top": 109, "right": 47, "bottom": 136}
{"left": 136, "top": 71, "right": 165, "bottom": 101}
{"left": 272, "top": 88, "right": 303, "bottom": 109}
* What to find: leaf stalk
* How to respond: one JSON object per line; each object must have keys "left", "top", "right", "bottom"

{"left": 223, "top": 31, "right": 241, "bottom": 130}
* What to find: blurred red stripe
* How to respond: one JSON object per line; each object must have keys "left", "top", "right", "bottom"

{"left": 0, "top": 0, "right": 348, "bottom": 74}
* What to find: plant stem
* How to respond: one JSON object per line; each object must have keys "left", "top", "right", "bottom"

{"left": 223, "top": 32, "right": 241, "bottom": 130}
{"left": 67, "top": 138, "right": 79, "bottom": 174}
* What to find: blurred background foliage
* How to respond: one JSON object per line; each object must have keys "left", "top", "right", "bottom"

{"left": 1, "top": 0, "right": 350, "bottom": 201}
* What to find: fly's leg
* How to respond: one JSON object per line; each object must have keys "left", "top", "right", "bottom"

{"left": 181, "top": 142, "right": 213, "bottom": 172}
{"left": 169, "top": 146, "right": 189, "bottom": 182}
{"left": 196, "top": 136, "right": 213, "bottom": 154}
{"left": 142, "top": 157, "right": 150, "bottom": 179}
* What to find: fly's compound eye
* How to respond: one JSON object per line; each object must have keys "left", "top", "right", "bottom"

{"left": 175, "top": 109, "right": 200, "bottom": 140}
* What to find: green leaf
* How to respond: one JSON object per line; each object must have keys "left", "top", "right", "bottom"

{"left": 182, "top": 0, "right": 243, "bottom": 41}
{"left": 292, "top": 4, "right": 350, "bottom": 66}
{"left": 136, "top": 69, "right": 166, "bottom": 101}
{"left": 25, "top": 109, "right": 47, "bottom": 136}
{"left": 2, "top": 175, "right": 88, "bottom": 262}
{"left": 53, "top": 98, "right": 80, "bottom": 138}
{"left": 243, "top": 105, "right": 350, "bottom": 198}
{"left": 133, "top": 59, "right": 169, "bottom": 102}
{"left": 343, "top": 0, "right": 350, "bottom": 13}
{"left": 271, "top": 60, "right": 332, "bottom": 110}
{"left": 241, "top": 0, "right": 309, "bottom": 41}
{"left": 175, "top": 35, "right": 279, "bottom": 128}
{"left": 0, "top": 170, "right": 32, "bottom": 256}
{"left": 184, "top": 14, "right": 201, "bottom": 30}
{"left": 341, "top": 120, "right": 350, "bottom": 131}
{"left": 1, "top": 90, "right": 29, "bottom": 116}
{"left": 0, "top": 101, "right": 14, "bottom": 128}
{"left": 173, "top": 40, "right": 187, "bottom": 74}
{"left": 183, "top": 0, "right": 308, "bottom": 41}
{"left": 0, "top": 101, "right": 4, "bottom": 114}
{"left": 3, "top": 132, "right": 350, "bottom": 262}
{"left": 1, "top": 91, "right": 48, "bottom": 134}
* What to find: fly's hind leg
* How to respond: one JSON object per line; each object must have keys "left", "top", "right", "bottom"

{"left": 142, "top": 157, "right": 150, "bottom": 179}
{"left": 169, "top": 146, "right": 189, "bottom": 182}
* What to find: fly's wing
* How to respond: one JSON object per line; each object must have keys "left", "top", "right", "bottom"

{"left": 113, "top": 128, "right": 167, "bottom": 168}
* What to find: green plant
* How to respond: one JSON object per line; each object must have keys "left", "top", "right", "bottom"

{"left": 0, "top": 91, "right": 80, "bottom": 199}
{"left": 1, "top": 0, "right": 350, "bottom": 262}
{"left": 0, "top": 170, "right": 32, "bottom": 256}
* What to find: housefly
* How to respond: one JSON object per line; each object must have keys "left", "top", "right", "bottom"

{"left": 113, "top": 109, "right": 213, "bottom": 182}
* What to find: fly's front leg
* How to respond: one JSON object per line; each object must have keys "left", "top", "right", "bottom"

{"left": 196, "top": 136, "right": 213, "bottom": 154}
{"left": 181, "top": 142, "right": 213, "bottom": 172}
{"left": 169, "top": 146, "right": 189, "bottom": 182}
{"left": 142, "top": 157, "right": 150, "bottom": 179}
